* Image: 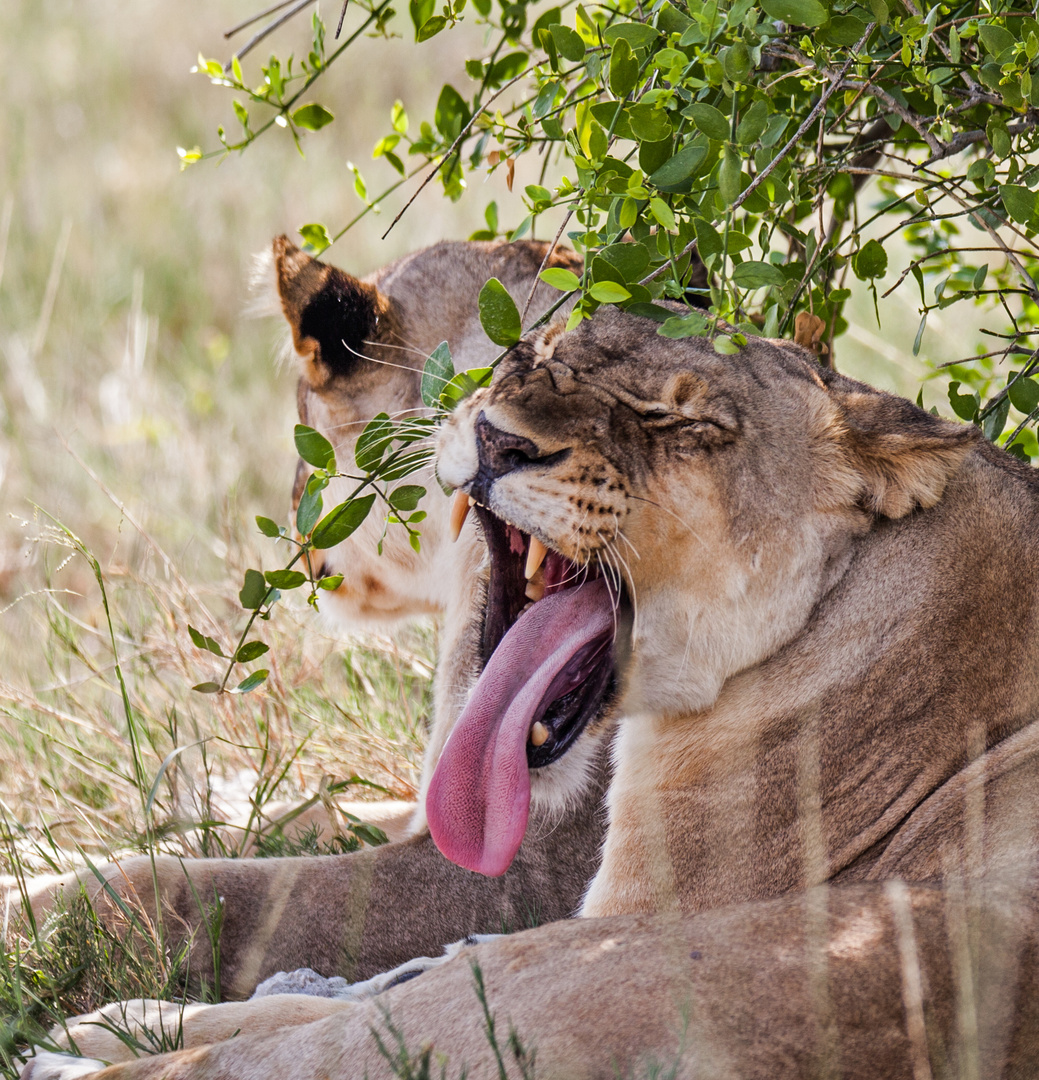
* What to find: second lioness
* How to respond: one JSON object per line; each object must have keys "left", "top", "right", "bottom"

{"left": 10, "top": 239, "right": 613, "bottom": 998}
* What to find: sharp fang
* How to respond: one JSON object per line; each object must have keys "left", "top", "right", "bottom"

{"left": 449, "top": 490, "right": 471, "bottom": 542}
{"left": 525, "top": 537, "right": 547, "bottom": 580}
{"left": 530, "top": 721, "right": 549, "bottom": 747}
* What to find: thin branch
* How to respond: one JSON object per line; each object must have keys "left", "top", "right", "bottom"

{"left": 224, "top": 0, "right": 302, "bottom": 38}
{"left": 380, "top": 68, "right": 532, "bottom": 240}
{"left": 226, "top": 0, "right": 316, "bottom": 69}
{"left": 335, "top": 0, "right": 350, "bottom": 37}
{"left": 521, "top": 209, "right": 575, "bottom": 322}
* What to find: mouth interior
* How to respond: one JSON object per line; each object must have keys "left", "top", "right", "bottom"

{"left": 426, "top": 504, "right": 618, "bottom": 877}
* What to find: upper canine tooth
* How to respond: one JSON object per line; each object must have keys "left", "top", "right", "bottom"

{"left": 525, "top": 537, "right": 547, "bottom": 581}
{"left": 449, "top": 490, "right": 471, "bottom": 542}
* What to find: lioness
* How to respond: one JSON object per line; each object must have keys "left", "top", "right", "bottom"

{"left": 29, "top": 308, "right": 1039, "bottom": 1079}
{"left": 7, "top": 239, "right": 614, "bottom": 1000}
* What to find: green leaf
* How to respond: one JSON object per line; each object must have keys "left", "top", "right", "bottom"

{"left": 602, "top": 23, "right": 660, "bottom": 49}
{"left": 760, "top": 0, "right": 828, "bottom": 26}
{"left": 388, "top": 485, "right": 426, "bottom": 511}
{"left": 234, "top": 669, "right": 269, "bottom": 694}
{"left": 609, "top": 39, "right": 639, "bottom": 99}
{"left": 599, "top": 243, "right": 650, "bottom": 281}
{"left": 722, "top": 40, "right": 752, "bottom": 82}
{"left": 984, "top": 397, "right": 1009, "bottom": 442}
{"left": 478, "top": 278, "right": 522, "bottom": 346}
{"left": 294, "top": 425, "right": 336, "bottom": 469}
{"left": 298, "top": 223, "right": 332, "bottom": 257}
{"left": 235, "top": 641, "right": 270, "bottom": 663}
{"left": 731, "top": 261, "right": 786, "bottom": 288}
{"left": 417, "top": 15, "right": 447, "bottom": 41}
{"left": 588, "top": 281, "right": 632, "bottom": 303}
{"left": 434, "top": 85, "right": 470, "bottom": 140}
{"left": 824, "top": 14, "right": 867, "bottom": 44}
{"left": 948, "top": 381, "right": 979, "bottom": 422}
{"left": 265, "top": 569, "right": 307, "bottom": 589}
{"left": 239, "top": 568, "right": 268, "bottom": 610}
{"left": 979, "top": 24, "right": 1015, "bottom": 58}
{"left": 256, "top": 516, "right": 282, "bottom": 538}
{"left": 439, "top": 367, "right": 494, "bottom": 410}
{"left": 311, "top": 493, "right": 377, "bottom": 549}
{"left": 355, "top": 414, "right": 394, "bottom": 472}
{"left": 189, "top": 626, "right": 226, "bottom": 658}
{"left": 649, "top": 197, "right": 677, "bottom": 232}
{"left": 291, "top": 104, "right": 335, "bottom": 131}
{"left": 853, "top": 239, "right": 888, "bottom": 280}
{"left": 627, "top": 104, "right": 672, "bottom": 142}
{"left": 192, "top": 682, "right": 222, "bottom": 694}
{"left": 1008, "top": 373, "right": 1039, "bottom": 414}
{"left": 650, "top": 142, "right": 708, "bottom": 192}
{"left": 713, "top": 335, "right": 741, "bottom": 355}
{"left": 717, "top": 147, "right": 742, "bottom": 206}
{"left": 422, "top": 342, "right": 454, "bottom": 409}
{"left": 296, "top": 482, "right": 324, "bottom": 535}
{"left": 550, "top": 23, "right": 585, "bottom": 61}
{"left": 540, "top": 267, "right": 582, "bottom": 291}
{"left": 999, "top": 184, "right": 1037, "bottom": 225}
{"left": 318, "top": 574, "right": 344, "bottom": 590}
{"left": 658, "top": 311, "right": 710, "bottom": 338}
{"left": 735, "top": 100, "right": 769, "bottom": 146}
{"left": 410, "top": 0, "right": 434, "bottom": 36}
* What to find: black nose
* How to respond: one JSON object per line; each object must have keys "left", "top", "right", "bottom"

{"left": 470, "top": 411, "right": 568, "bottom": 503}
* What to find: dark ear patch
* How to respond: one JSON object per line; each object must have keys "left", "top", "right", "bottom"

{"left": 273, "top": 235, "right": 383, "bottom": 383}
{"left": 840, "top": 391, "right": 980, "bottom": 518}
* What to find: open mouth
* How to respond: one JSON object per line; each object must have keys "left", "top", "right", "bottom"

{"left": 426, "top": 497, "right": 620, "bottom": 877}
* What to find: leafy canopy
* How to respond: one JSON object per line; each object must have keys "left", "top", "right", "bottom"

{"left": 185, "top": 0, "right": 1039, "bottom": 690}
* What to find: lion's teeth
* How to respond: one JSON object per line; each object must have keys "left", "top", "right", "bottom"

{"left": 525, "top": 577, "right": 545, "bottom": 602}
{"left": 525, "top": 538, "right": 547, "bottom": 580}
{"left": 449, "top": 490, "right": 471, "bottom": 542}
{"left": 530, "top": 721, "right": 549, "bottom": 747}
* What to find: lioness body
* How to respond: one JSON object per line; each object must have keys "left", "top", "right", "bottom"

{"left": 24, "top": 309, "right": 1039, "bottom": 1077}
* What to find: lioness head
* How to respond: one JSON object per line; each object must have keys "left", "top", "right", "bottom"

{"left": 430, "top": 306, "right": 978, "bottom": 875}
{"left": 272, "top": 237, "right": 581, "bottom": 628}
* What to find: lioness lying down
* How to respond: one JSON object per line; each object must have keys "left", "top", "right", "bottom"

{"left": 26, "top": 309, "right": 1039, "bottom": 1078}
{"left": 7, "top": 239, "right": 614, "bottom": 996}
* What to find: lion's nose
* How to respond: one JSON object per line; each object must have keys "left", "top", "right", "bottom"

{"left": 470, "top": 411, "right": 563, "bottom": 504}
{"left": 475, "top": 412, "right": 541, "bottom": 476}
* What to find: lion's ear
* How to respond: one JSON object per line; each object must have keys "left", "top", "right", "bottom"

{"left": 839, "top": 391, "right": 979, "bottom": 518}
{"left": 273, "top": 235, "right": 385, "bottom": 385}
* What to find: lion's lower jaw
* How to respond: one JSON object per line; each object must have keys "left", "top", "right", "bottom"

{"left": 527, "top": 718, "right": 615, "bottom": 817}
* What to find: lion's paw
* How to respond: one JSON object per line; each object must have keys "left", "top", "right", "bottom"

{"left": 252, "top": 934, "right": 504, "bottom": 1003}
{"left": 20, "top": 1051, "right": 107, "bottom": 1080}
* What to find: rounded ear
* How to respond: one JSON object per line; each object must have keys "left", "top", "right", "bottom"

{"left": 273, "top": 236, "right": 386, "bottom": 385}
{"left": 840, "top": 391, "right": 980, "bottom": 518}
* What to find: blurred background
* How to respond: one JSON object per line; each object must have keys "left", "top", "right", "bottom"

{"left": 0, "top": 0, "right": 993, "bottom": 862}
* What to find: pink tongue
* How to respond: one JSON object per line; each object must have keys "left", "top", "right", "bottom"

{"left": 427, "top": 578, "right": 614, "bottom": 876}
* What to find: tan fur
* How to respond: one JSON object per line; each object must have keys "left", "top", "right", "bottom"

{"left": 21, "top": 308, "right": 1039, "bottom": 1079}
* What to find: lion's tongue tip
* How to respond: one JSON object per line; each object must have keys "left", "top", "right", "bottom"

{"left": 426, "top": 579, "right": 613, "bottom": 877}
{"left": 427, "top": 788, "right": 530, "bottom": 878}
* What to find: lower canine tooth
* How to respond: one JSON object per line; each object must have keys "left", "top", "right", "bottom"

{"left": 525, "top": 537, "right": 548, "bottom": 580}
{"left": 525, "top": 577, "right": 545, "bottom": 602}
{"left": 449, "top": 490, "right": 471, "bottom": 542}
{"left": 530, "top": 721, "right": 549, "bottom": 747}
